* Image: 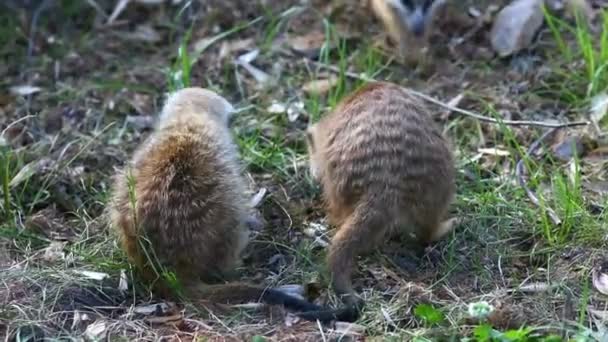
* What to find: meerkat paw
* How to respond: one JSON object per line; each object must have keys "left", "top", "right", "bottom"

{"left": 429, "top": 217, "right": 459, "bottom": 242}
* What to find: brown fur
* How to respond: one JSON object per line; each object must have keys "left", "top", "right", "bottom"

{"left": 306, "top": 82, "right": 456, "bottom": 305}
{"left": 109, "top": 87, "right": 357, "bottom": 322}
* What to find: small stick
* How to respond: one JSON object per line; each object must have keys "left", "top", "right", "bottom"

{"left": 515, "top": 128, "right": 562, "bottom": 226}
{"left": 308, "top": 61, "right": 590, "bottom": 129}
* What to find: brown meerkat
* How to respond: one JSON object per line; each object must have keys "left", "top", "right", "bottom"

{"left": 109, "top": 87, "right": 357, "bottom": 323}
{"left": 305, "top": 81, "right": 456, "bottom": 307}
{"left": 369, "top": 0, "right": 446, "bottom": 62}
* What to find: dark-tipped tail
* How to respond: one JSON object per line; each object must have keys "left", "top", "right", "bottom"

{"left": 187, "top": 283, "right": 361, "bottom": 323}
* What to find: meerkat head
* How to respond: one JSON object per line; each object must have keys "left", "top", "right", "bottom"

{"left": 388, "top": 0, "right": 445, "bottom": 38}
{"left": 159, "top": 87, "right": 235, "bottom": 128}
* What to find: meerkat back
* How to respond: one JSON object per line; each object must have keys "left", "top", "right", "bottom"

{"left": 306, "top": 81, "right": 456, "bottom": 305}
{"left": 109, "top": 87, "right": 249, "bottom": 285}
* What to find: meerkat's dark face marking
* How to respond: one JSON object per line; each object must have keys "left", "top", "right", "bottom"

{"left": 396, "top": 0, "right": 443, "bottom": 37}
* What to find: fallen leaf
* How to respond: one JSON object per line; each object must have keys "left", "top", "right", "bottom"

{"left": 333, "top": 321, "right": 366, "bottom": 335}
{"left": 9, "top": 85, "right": 42, "bottom": 96}
{"left": 107, "top": 0, "right": 129, "bottom": 24}
{"left": 25, "top": 206, "right": 77, "bottom": 242}
{"left": 219, "top": 38, "right": 254, "bottom": 60}
{"left": 301, "top": 77, "right": 338, "bottom": 96}
{"left": 565, "top": 0, "right": 595, "bottom": 21}
{"left": 145, "top": 313, "right": 183, "bottom": 325}
{"left": 274, "top": 284, "right": 305, "bottom": 299}
{"left": 84, "top": 320, "right": 107, "bottom": 341}
{"left": 585, "top": 146, "right": 608, "bottom": 161}
{"left": 593, "top": 267, "right": 608, "bottom": 295}
{"left": 589, "top": 307, "right": 608, "bottom": 320}
{"left": 287, "top": 31, "right": 327, "bottom": 58}
{"left": 510, "top": 282, "right": 555, "bottom": 293}
{"left": 250, "top": 187, "right": 267, "bottom": 208}
{"left": 75, "top": 270, "right": 109, "bottom": 281}
{"left": 583, "top": 180, "right": 608, "bottom": 194}
{"left": 235, "top": 50, "right": 271, "bottom": 85}
{"left": 133, "top": 302, "right": 172, "bottom": 315}
{"left": 551, "top": 135, "right": 589, "bottom": 161}
{"left": 124, "top": 24, "right": 161, "bottom": 43}
{"left": 266, "top": 102, "right": 287, "bottom": 114}
{"left": 9, "top": 159, "right": 54, "bottom": 188}
{"left": 478, "top": 147, "right": 511, "bottom": 156}
{"left": 287, "top": 101, "right": 305, "bottom": 122}
{"left": 126, "top": 115, "right": 155, "bottom": 130}
{"left": 590, "top": 92, "right": 608, "bottom": 128}
{"left": 42, "top": 241, "right": 67, "bottom": 263}
{"left": 118, "top": 269, "right": 128, "bottom": 292}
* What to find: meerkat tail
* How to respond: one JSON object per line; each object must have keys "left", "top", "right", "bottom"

{"left": 185, "top": 283, "right": 359, "bottom": 323}
{"left": 327, "top": 201, "right": 390, "bottom": 308}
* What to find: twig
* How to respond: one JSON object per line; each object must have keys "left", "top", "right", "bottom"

{"left": 515, "top": 128, "right": 562, "bottom": 226}
{"left": 308, "top": 61, "right": 590, "bottom": 128}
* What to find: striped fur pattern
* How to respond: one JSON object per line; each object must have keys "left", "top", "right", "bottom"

{"left": 306, "top": 81, "right": 456, "bottom": 304}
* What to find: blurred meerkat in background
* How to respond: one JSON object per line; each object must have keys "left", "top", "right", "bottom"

{"left": 369, "top": 0, "right": 447, "bottom": 63}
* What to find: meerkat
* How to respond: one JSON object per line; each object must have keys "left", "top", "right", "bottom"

{"left": 108, "top": 87, "right": 357, "bottom": 323}
{"left": 306, "top": 82, "right": 456, "bottom": 307}
{"left": 369, "top": 0, "right": 447, "bottom": 62}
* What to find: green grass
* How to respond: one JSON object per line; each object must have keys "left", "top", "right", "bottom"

{"left": 542, "top": 7, "right": 608, "bottom": 106}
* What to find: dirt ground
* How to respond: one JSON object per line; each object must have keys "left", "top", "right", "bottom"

{"left": 1, "top": 0, "right": 608, "bottom": 341}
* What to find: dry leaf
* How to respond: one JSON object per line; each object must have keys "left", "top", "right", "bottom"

{"left": 42, "top": 241, "right": 67, "bottom": 262}
{"left": 302, "top": 77, "right": 338, "bottom": 96}
{"left": 510, "top": 282, "right": 555, "bottom": 293}
{"left": 250, "top": 187, "right": 267, "bottom": 208}
{"left": 287, "top": 31, "right": 327, "bottom": 58}
{"left": 551, "top": 135, "right": 587, "bottom": 161}
{"left": 593, "top": 267, "right": 608, "bottom": 295}
{"left": 124, "top": 24, "right": 161, "bottom": 43}
{"left": 118, "top": 269, "right": 128, "bottom": 292}
{"left": 589, "top": 307, "right": 608, "bottom": 320}
{"left": 274, "top": 284, "right": 305, "bottom": 299}
{"left": 126, "top": 115, "right": 155, "bottom": 129}
{"left": 145, "top": 313, "right": 183, "bottom": 325}
{"left": 287, "top": 101, "right": 305, "bottom": 122}
{"left": 219, "top": 38, "right": 254, "bottom": 59}
{"left": 84, "top": 320, "right": 107, "bottom": 341}
{"left": 267, "top": 102, "right": 287, "bottom": 114}
{"left": 590, "top": 92, "right": 608, "bottom": 128}
{"left": 236, "top": 50, "right": 271, "bottom": 85}
{"left": 9, "top": 85, "right": 42, "bottom": 96}
{"left": 76, "top": 270, "right": 109, "bottom": 281}
{"left": 25, "top": 206, "right": 76, "bottom": 242}
{"left": 9, "top": 158, "right": 53, "bottom": 188}
{"left": 565, "top": 0, "right": 595, "bottom": 21}
{"left": 133, "top": 302, "right": 172, "bottom": 315}
{"left": 478, "top": 147, "right": 511, "bottom": 156}
{"left": 333, "top": 321, "right": 366, "bottom": 335}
